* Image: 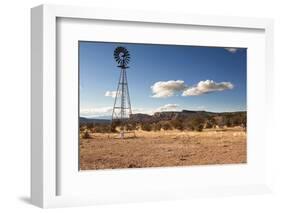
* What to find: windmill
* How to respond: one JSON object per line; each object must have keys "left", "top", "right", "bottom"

{"left": 111, "top": 47, "right": 135, "bottom": 139}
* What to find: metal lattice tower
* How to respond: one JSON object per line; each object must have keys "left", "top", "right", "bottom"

{"left": 111, "top": 47, "right": 134, "bottom": 138}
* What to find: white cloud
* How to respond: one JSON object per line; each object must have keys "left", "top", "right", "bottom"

{"left": 151, "top": 80, "right": 187, "bottom": 98}
{"left": 132, "top": 108, "right": 154, "bottom": 115}
{"left": 132, "top": 104, "right": 180, "bottom": 114}
{"left": 157, "top": 104, "right": 180, "bottom": 112}
{"left": 150, "top": 79, "right": 234, "bottom": 98}
{"left": 105, "top": 91, "right": 118, "bottom": 98}
{"left": 225, "top": 47, "right": 238, "bottom": 53}
{"left": 182, "top": 80, "right": 234, "bottom": 96}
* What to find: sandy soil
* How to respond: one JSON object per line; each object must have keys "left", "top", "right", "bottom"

{"left": 79, "top": 128, "right": 246, "bottom": 170}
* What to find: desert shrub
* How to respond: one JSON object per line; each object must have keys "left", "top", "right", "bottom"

{"left": 190, "top": 117, "right": 205, "bottom": 132}
{"left": 110, "top": 121, "right": 120, "bottom": 132}
{"left": 111, "top": 120, "right": 128, "bottom": 132}
{"left": 220, "top": 113, "right": 247, "bottom": 127}
{"left": 182, "top": 120, "right": 193, "bottom": 130}
{"left": 242, "top": 116, "right": 247, "bottom": 130}
{"left": 152, "top": 122, "right": 162, "bottom": 131}
{"left": 126, "top": 122, "right": 137, "bottom": 131}
{"left": 204, "top": 121, "right": 213, "bottom": 128}
{"left": 162, "top": 122, "right": 172, "bottom": 131}
{"left": 222, "top": 115, "right": 232, "bottom": 127}
{"left": 171, "top": 119, "right": 184, "bottom": 131}
{"left": 112, "top": 120, "right": 121, "bottom": 126}
{"left": 141, "top": 123, "right": 152, "bottom": 131}
{"left": 86, "top": 123, "right": 94, "bottom": 129}
{"left": 79, "top": 125, "right": 87, "bottom": 132}
{"left": 81, "top": 129, "right": 91, "bottom": 139}
{"left": 232, "top": 116, "right": 242, "bottom": 126}
{"left": 214, "top": 116, "right": 223, "bottom": 127}
{"left": 135, "top": 124, "right": 141, "bottom": 131}
{"left": 196, "top": 124, "right": 204, "bottom": 132}
{"left": 205, "top": 117, "right": 216, "bottom": 128}
{"left": 110, "top": 124, "right": 117, "bottom": 133}
{"left": 92, "top": 124, "right": 111, "bottom": 133}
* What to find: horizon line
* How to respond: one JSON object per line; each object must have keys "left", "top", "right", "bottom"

{"left": 80, "top": 109, "right": 247, "bottom": 119}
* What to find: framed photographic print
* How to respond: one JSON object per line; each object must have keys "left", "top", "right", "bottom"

{"left": 31, "top": 4, "right": 274, "bottom": 208}
{"left": 79, "top": 41, "right": 247, "bottom": 170}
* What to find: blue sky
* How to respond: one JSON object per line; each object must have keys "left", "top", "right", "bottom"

{"left": 79, "top": 41, "right": 246, "bottom": 118}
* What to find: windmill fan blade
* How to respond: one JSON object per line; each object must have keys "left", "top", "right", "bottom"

{"left": 114, "top": 46, "right": 131, "bottom": 65}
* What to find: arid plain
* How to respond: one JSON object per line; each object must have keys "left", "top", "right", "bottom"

{"left": 80, "top": 127, "right": 246, "bottom": 170}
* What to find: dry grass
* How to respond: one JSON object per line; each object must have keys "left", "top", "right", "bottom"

{"left": 79, "top": 127, "right": 246, "bottom": 170}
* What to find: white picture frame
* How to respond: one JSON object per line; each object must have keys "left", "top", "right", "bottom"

{"left": 31, "top": 4, "right": 274, "bottom": 208}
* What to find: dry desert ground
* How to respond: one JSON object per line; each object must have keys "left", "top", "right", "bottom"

{"left": 79, "top": 127, "right": 246, "bottom": 170}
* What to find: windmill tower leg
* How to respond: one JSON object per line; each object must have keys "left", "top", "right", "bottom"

{"left": 111, "top": 69, "right": 129, "bottom": 139}
{"left": 124, "top": 69, "right": 136, "bottom": 137}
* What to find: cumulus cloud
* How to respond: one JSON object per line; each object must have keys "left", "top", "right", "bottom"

{"left": 225, "top": 47, "right": 238, "bottom": 53}
{"left": 151, "top": 79, "right": 234, "bottom": 98}
{"left": 132, "top": 108, "right": 154, "bottom": 115}
{"left": 105, "top": 91, "right": 118, "bottom": 98}
{"left": 151, "top": 80, "right": 187, "bottom": 98}
{"left": 132, "top": 104, "right": 180, "bottom": 114}
{"left": 182, "top": 80, "right": 234, "bottom": 96}
{"left": 157, "top": 104, "right": 179, "bottom": 112}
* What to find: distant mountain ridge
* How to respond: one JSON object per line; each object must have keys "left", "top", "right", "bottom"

{"left": 80, "top": 117, "right": 111, "bottom": 124}
{"left": 130, "top": 110, "right": 245, "bottom": 123}
{"left": 80, "top": 110, "right": 246, "bottom": 124}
